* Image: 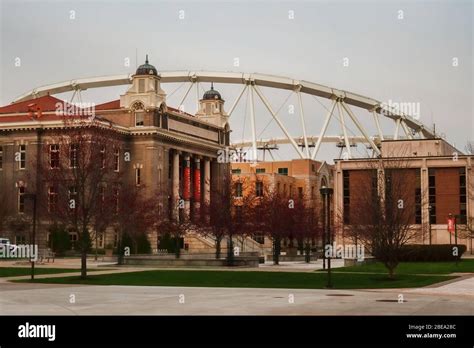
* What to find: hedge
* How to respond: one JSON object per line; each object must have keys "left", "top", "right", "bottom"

{"left": 397, "top": 244, "right": 466, "bottom": 262}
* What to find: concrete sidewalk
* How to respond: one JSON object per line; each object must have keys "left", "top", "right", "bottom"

{"left": 0, "top": 260, "right": 472, "bottom": 315}
{"left": 0, "top": 279, "right": 472, "bottom": 315}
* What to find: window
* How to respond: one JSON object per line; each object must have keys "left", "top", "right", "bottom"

{"left": 69, "top": 144, "right": 78, "bottom": 168}
{"left": 69, "top": 232, "right": 78, "bottom": 250}
{"left": 161, "top": 113, "right": 168, "bottom": 129}
{"left": 48, "top": 186, "right": 58, "bottom": 212}
{"left": 415, "top": 170, "right": 422, "bottom": 224}
{"left": 278, "top": 168, "right": 288, "bottom": 176}
{"left": 100, "top": 145, "right": 106, "bottom": 169}
{"left": 113, "top": 187, "right": 119, "bottom": 214}
{"left": 311, "top": 186, "right": 315, "bottom": 199}
{"left": 343, "top": 171, "right": 350, "bottom": 224}
{"left": 232, "top": 169, "right": 241, "bottom": 174}
{"left": 0, "top": 146, "right": 3, "bottom": 170}
{"left": 459, "top": 167, "right": 467, "bottom": 224}
{"left": 135, "top": 168, "right": 141, "bottom": 186}
{"left": 114, "top": 232, "right": 119, "bottom": 247}
{"left": 235, "top": 182, "right": 243, "bottom": 197}
{"left": 49, "top": 144, "right": 60, "bottom": 169}
{"left": 18, "top": 186, "right": 25, "bottom": 213}
{"left": 69, "top": 186, "right": 77, "bottom": 210}
{"left": 428, "top": 169, "right": 436, "bottom": 224}
{"left": 135, "top": 112, "right": 144, "bottom": 126}
{"left": 114, "top": 147, "right": 120, "bottom": 172}
{"left": 256, "top": 181, "right": 264, "bottom": 197}
{"left": 256, "top": 168, "right": 265, "bottom": 174}
{"left": 138, "top": 79, "right": 145, "bottom": 93}
{"left": 298, "top": 187, "right": 303, "bottom": 199}
{"left": 19, "top": 145, "right": 26, "bottom": 169}
{"left": 277, "top": 182, "right": 281, "bottom": 193}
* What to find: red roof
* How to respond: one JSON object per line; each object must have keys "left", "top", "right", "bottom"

{"left": 0, "top": 95, "right": 65, "bottom": 114}
{"left": 95, "top": 99, "right": 121, "bottom": 110}
{"left": 0, "top": 114, "right": 64, "bottom": 123}
{"left": 95, "top": 99, "right": 195, "bottom": 117}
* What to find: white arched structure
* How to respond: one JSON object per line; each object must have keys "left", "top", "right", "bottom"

{"left": 13, "top": 71, "right": 435, "bottom": 160}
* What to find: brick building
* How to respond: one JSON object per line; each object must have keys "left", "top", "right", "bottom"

{"left": 0, "top": 58, "right": 229, "bottom": 252}
{"left": 333, "top": 138, "right": 474, "bottom": 253}
{"left": 230, "top": 159, "right": 333, "bottom": 255}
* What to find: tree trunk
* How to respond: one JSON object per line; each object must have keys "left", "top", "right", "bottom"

{"left": 117, "top": 234, "right": 124, "bottom": 265}
{"left": 226, "top": 236, "right": 234, "bottom": 266}
{"left": 273, "top": 237, "right": 281, "bottom": 265}
{"left": 80, "top": 228, "right": 88, "bottom": 279}
{"left": 94, "top": 232, "right": 98, "bottom": 261}
{"left": 80, "top": 248, "right": 87, "bottom": 279}
{"left": 215, "top": 238, "right": 221, "bottom": 259}
{"left": 388, "top": 267, "right": 395, "bottom": 280}
{"left": 304, "top": 242, "right": 311, "bottom": 263}
{"left": 175, "top": 237, "right": 180, "bottom": 259}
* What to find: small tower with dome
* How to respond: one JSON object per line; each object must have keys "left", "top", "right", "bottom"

{"left": 120, "top": 55, "right": 166, "bottom": 111}
{"left": 195, "top": 83, "right": 229, "bottom": 129}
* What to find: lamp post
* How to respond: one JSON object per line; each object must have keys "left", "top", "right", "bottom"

{"left": 428, "top": 205, "right": 432, "bottom": 245}
{"left": 454, "top": 214, "right": 458, "bottom": 246}
{"left": 448, "top": 213, "right": 453, "bottom": 245}
{"left": 23, "top": 193, "right": 37, "bottom": 281}
{"left": 320, "top": 186, "right": 333, "bottom": 289}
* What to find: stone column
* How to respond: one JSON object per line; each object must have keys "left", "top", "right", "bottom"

{"left": 172, "top": 150, "right": 180, "bottom": 221}
{"left": 204, "top": 158, "right": 211, "bottom": 204}
{"left": 183, "top": 154, "right": 191, "bottom": 219}
{"left": 421, "top": 159, "right": 429, "bottom": 244}
{"left": 193, "top": 157, "right": 201, "bottom": 218}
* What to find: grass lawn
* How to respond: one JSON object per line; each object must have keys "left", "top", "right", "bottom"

{"left": 17, "top": 270, "right": 456, "bottom": 289}
{"left": 319, "top": 260, "right": 474, "bottom": 275}
{"left": 0, "top": 267, "right": 104, "bottom": 277}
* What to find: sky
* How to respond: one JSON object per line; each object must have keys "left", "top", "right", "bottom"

{"left": 0, "top": 0, "right": 472, "bottom": 163}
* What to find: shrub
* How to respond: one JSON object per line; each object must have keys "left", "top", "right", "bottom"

{"left": 122, "top": 232, "right": 151, "bottom": 254}
{"left": 48, "top": 224, "right": 71, "bottom": 256}
{"left": 398, "top": 244, "right": 466, "bottom": 262}
{"left": 158, "top": 233, "right": 183, "bottom": 254}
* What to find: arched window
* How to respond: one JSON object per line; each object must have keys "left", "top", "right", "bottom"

{"left": 320, "top": 176, "right": 328, "bottom": 188}
{"left": 131, "top": 101, "right": 145, "bottom": 127}
{"left": 158, "top": 104, "right": 168, "bottom": 129}
{"left": 224, "top": 123, "right": 230, "bottom": 146}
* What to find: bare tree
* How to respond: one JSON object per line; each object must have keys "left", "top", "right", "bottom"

{"left": 252, "top": 185, "right": 292, "bottom": 265}
{"left": 112, "top": 184, "right": 158, "bottom": 263}
{"left": 341, "top": 160, "right": 421, "bottom": 279}
{"left": 39, "top": 119, "right": 121, "bottom": 279}
{"left": 291, "top": 195, "right": 322, "bottom": 263}
{"left": 198, "top": 175, "right": 254, "bottom": 259}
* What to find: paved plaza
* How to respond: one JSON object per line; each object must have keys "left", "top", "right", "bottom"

{"left": 0, "top": 258, "right": 472, "bottom": 316}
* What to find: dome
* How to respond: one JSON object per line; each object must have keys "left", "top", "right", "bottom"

{"left": 135, "top": 55, "right": 158, "bottom": 76}
{"left": 203, "top": 83, "right": 222, "bottom": 100}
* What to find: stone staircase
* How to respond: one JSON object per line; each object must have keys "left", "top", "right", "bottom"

{"left": 184, "top": 232, "right": 266, "bottom": 256}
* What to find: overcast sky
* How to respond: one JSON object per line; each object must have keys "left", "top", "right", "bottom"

{"left": 1, "top": 0, "right": 472, "bottom": 162}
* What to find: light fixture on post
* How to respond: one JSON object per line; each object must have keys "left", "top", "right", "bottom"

{"left": 320, "top": 185, "right": 334, "bottom": 289}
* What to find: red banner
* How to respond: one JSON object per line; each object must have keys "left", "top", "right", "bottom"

{"left": 183, "top": 162, "right": 191, "bottom": 200}
{"left": 194, "top": 168, "right": 201, "bottom": 201}
{"left": 447, "top": 217, "right": 455, "bottom": 234}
